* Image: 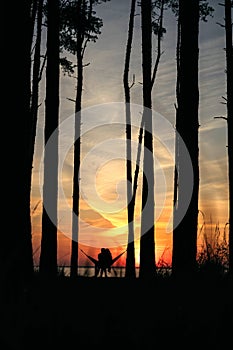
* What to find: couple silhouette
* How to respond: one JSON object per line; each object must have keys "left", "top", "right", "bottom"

{"left": 96, "top": 248, "right": 112, "bottom": 277}
{"left": 80, "top": 247, "right": 126, "bottom": 277}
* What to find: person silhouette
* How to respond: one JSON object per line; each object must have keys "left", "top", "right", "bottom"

{"left": 105, "top": 248, "right": 112, "bottom": 273}
{"left": 98, "top": 248, "right": 112, "bottom": 277}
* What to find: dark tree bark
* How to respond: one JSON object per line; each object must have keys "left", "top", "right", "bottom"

{"left": 139, "top": 0, "right": 156, "bottom": 279}
{"left": 225, "top": 0, "right": 233, "bottom": 274}
{"left": 173, "top": 16, "right": 181, "bottom": 213}
{"left": 124, "top": 0, "right": 137, "bottom": 279}
{"left": 129, "top": 0, "right": 164, "bottom": 278}
{"left": 70, "top": 0, "right": 83, "bottom": 278}
{"left": 151, "top": 0, "right": 165, "bottom": 89}
{"left": 39, "top": 0, "right": 60, "bottom": 278}
{"left": 172, "top": 0, "right": 199, "bottom": 276}
{"left": 29, "top": 0, "right": 44, "bottom": 171}
{"left": 29, "top": 0, "right": 39, "bottom": 53}
{"left": 3, "top": 0, "right": 34, "bottom": 294}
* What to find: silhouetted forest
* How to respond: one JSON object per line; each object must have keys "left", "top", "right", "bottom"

{"left": 2, "top": 0, "right": 233, "bottom": 349}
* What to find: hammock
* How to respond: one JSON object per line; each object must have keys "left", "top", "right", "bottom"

{"left": 80, "top": 248, "right": 126, "bottom": 270}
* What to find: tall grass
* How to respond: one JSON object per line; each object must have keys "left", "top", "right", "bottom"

{"left": 197, "top": 212, "right": 229, "bottom": 275}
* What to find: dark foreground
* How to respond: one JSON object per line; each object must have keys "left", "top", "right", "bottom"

{"left": 1, "top": 273, "right": 233, "bottom": 350}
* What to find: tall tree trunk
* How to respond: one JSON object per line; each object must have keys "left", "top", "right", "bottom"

{"left": 29, "top": 0, "right": 44, "bottom": 171}
{"left": 4, "top": 0, "right": 34, "bottom": 293}
{"left": 39, "top": 0, "right": 60, "bottom": 278}
{"left": 173, "top": 16, "right": 181, "bottom": 213}
{"left": 128, "top": 0, "right": 164, "bottom": 278}
{"left": 124, "top": 0, "right": 136, "bottom": 279}
{"left": 139, "top": 0, "right": 156, "bottom": 279}
{"left": 70, "top": 0, "right": 83, "bottom": 278}
{"left": 151, "top": 0, "right": 165, "bottom": 89}
{"left": 29, "top": 0, "right": 39, "bottom": 53}
{"left": 225, "top": 0, "right": 233, "bottom": 274}
{"left": 172, "top": 0, "right": 199, "bottom": 276}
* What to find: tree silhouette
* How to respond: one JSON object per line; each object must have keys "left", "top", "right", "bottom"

{"left": 125, "top": 0, "right": 166, "bottom": 278}
{"left": 172, "top": 1, "right": 214, "bottom": 277}
{"left": 139, "top": 0, "right": 156, "bottom": 279}
{"left": 4, "top": 0, "right": 34, "bottom": 290}
{"left": 60, "top": 0, "right": 110, "bottom": 277}
{"left": 172, "top": 0, "right": 199, "bottom": 276}
{"left": 124, "top": 0, "right": 137, "bottom": 279}
{"left": 39, "top": 0, "right": 60, "bottom": 277}
{"left": 124, "top": 0, "right": 167, "bottom": 279}
{"left": 128, "top": 0, "right": 166, "bottom": 279}
{"left": 224, "top": 0, "right": 233, "bottom": 274}
{"left": 29, "top": 0, "right": 45, "bottom": 184}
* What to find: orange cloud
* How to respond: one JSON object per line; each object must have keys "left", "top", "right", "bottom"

{"left": 80, "top": 208, "right": 116, "bottom": 228}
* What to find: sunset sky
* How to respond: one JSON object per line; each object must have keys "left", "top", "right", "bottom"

{"left": 31, "top": 0, "right": 229, "bottom": 268}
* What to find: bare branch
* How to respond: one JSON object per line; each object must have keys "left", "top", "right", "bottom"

{"left": 38, "top": 50, "right": 47, "bottom": 82}
{"left": 31, "top": 42, "right": 36, "bottom": 56}
{"left": 66, "top": 97, "right": 76, "bottom": 103}
{"left": 214, "top": 116, "right": 228, "bottom": 121}
{"left": 216, "top": 21, "right": 225, "bottom": 28}
{"left": 83, "top": 62, "right": 90, "bottom": 68}
{"left": 82, "top": 38, "right": 89, "bottom": 58}
{"left": 151, "top": 0, "right": 165, "bottom": 89}
{"left": 132, "top": 114, "right": 145, "bottom": 207}
{"left": 129, "top": 74, "right": 135, "bottom": 89}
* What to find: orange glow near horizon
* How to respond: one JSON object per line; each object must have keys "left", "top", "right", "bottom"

{"left": 28, "top": 0, "right": 230, "bottom": 273}
{"left": 31, "top": 192, "right": 228, "bottom": 269}
{"left": 31, "top": 106, "right": 229, "bottom": 270}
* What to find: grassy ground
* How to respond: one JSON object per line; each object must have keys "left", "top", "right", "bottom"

{"left": 1, "top": 272, "right": 233, "bottom": 350}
